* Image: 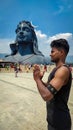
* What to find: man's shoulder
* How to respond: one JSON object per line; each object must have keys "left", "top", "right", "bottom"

{"left": 55, "top": 65, "right": 70, "bottom": 78}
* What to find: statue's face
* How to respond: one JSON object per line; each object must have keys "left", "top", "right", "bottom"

{"left": 16, "top": 23, "right": 33, "bottom": 43}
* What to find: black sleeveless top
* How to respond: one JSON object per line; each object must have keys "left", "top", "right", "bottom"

{"left": 46, "top": 65, "right": 72, "bottom": 130}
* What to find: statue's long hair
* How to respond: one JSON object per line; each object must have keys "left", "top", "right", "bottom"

{"left": 15, "top": 20, "right": 43, "bottom": 56}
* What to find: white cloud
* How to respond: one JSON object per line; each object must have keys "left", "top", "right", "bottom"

{"left": 47, "top": 33, "right": 73, "bottom": 56}
{"left": 35, "top": 30, "right": 47, "bottom": 39}
{"left": 53, "top": 1, "right": 73, "bottom": 16}
{"left": 36, "top": 31, "right": 73, "bottom": 56}
{"left": 68, "top": 5, "right": 72, "bottom": 9}
{"left": 54, "top": 6, "right": 64, "bottom": 15}
{"left": 0, "top": 31, "right": 73, "bottom": 57}
{"left": 35, "top": 30, "right": 50, "bottom": 56}
{"left": 47, "top": 33, "right": 73, "bottom": 43}
{"left": 0, "top": 39, "right": 14, "bottom": 53}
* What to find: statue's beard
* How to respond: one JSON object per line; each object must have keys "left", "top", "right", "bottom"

{"left": 16, "top": 36, "right": 33, "bottom": 44}
{"left": 17, "top": 40, "right": 33, "bottom": 44}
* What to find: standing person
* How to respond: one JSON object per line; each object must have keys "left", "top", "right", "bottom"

{"left": 14, "top": 64, "right": 18, "bottom": 77}
{"left": 33, "top": 39, "right": 72, "bottom": 130}
{"left": 44, "top": 65, "right": 47, "bottom": 72}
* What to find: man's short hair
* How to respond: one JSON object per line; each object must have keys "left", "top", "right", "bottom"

{"left": 50, "top": 38, "right": 69, "bottom": 55}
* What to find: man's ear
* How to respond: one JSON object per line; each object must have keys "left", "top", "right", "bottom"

{"left": 60, "top": 49, "right": 65, "bottom": 56}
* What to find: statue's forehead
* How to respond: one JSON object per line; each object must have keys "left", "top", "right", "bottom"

{"left": 18, "top": 23, "right": 30, "bottom": 29}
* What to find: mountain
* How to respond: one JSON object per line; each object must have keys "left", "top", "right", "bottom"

{"left": 0, "top": 53, "right": 73, "bottom": 64}
{"left": 46, "top": 55, "right": 73, "bottom": 64}
{"left": 66, "top": 55, "right": 73, "bottom": 64}
{"left": 0, "top": 53, "right": 8, "bottom": 59}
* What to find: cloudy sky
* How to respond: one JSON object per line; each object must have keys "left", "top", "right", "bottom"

{"left": 0, "top": 0, "right": 73, "bottom": 56}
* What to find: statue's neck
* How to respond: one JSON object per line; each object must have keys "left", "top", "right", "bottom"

{"left": 18, "top": 42, "right": 34, "bottom": 55}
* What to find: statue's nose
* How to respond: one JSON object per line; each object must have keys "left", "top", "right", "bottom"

{"left": 19, "top": 31, "right": 24, "bottom": 35}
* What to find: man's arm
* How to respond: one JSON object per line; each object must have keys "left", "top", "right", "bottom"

{"left": 33, "top": 65, "right": 70, "bottom": 101}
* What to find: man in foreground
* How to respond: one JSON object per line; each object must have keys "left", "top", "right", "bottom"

{"left": 33, "top": 39, "right": 72, "bottom": 130}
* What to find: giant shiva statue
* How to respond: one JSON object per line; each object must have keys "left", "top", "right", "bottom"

{"left": 4, "top": 20, "right": 50, "bottom": 64}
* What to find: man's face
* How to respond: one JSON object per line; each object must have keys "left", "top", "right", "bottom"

{"left": 50, "top": 47, "right": 62, "bottom": 63}
{"left": 16, "top": 23, "right": 33, "bottom": 43}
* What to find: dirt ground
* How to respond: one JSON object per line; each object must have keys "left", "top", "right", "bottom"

{"left": 0, "top": 72, "right": 73, "bottom": 130}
